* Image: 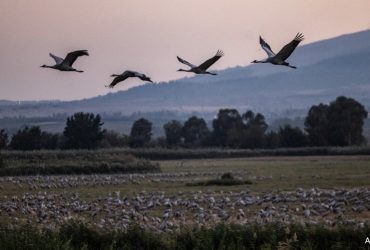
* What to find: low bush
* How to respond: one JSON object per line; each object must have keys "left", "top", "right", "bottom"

{"left": 1, "top": 146, "right": 370, "bottom": 162}
{"left": 188, "top": 173, "right": 252, "bottom": 186}
{"left": 0, "top": 161, "right": 160, "bottom": 176}
{"left": 123, "top": 146, "right": 370, "bottom": 160}
{"left": 221, "top": 172, "right": 234, "bottom": 180}
{"left": 0, "top": 150, "right": 160, "bottom": 176}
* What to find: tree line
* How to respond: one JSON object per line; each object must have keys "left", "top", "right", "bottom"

{"left": 0, "top": 96, "right": 367, "bottom": 150}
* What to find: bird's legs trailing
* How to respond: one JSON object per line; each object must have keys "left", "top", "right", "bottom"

{"left": 281, "top": 62, "right": 296, "bottom": 69}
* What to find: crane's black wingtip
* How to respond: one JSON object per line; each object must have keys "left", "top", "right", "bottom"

{"left": 294, "top": 33, "right": 304, "bottom": 41}
{"left": 259, "top": 36, "right": 265, "bottom": 44}
{"left": 216, "top": 50, "right": 224, "bottom": 57}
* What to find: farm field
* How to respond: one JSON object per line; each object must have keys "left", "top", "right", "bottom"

{"left": 1, "top": 154, "right": 370, "bottom": 234}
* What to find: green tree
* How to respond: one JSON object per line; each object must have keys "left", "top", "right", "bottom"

{"left": 241, "top": 111, "right": 268, "bottom": 148}
{"left": 183, "top": 116, "right": 210, "bottom": 147}
{"left": 0, "top": 129, "right": 8, "bottom": 149}
{"left": 326, "top": 96, "right": 367, "bottom": 146}
{"left": 40, "top": 133, "right": 59, "bottom": 150}
{"left": 264, "top": 131, "right": 280, "bottom": 149}
{"left": 305, "top": 97, "right": 368, "bottom": 146}
{"left": 63, "top": 112, "right": 105, "bottom": 149}
{"left": 304, "top": 103, "right": 330, "bottom": 146}
{"left": 100, "top": 130, "right": 128, "bottom": 148}
{"left": 9, "top": 126, "right": 57, "bottom": 150}
{"left": 212, "top": 109, "right": 244, "bottom": 147}
{"left": 163, "top": 120, "right": 183, "bottom": 147}
{"left": 278, "top": 125, "right": 308, "bottom": 148}
{"left": 129, "top": 118, "right": 152, "bottom": 148}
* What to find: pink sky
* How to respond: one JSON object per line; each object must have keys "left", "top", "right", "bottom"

{"left": 0, "top": 0, "right": 369, "bottom": 101}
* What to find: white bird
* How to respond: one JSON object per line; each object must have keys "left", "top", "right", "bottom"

{"left": 41, "top": 50, "right": 89, "bottom": 72}
{"left": 252, "top": 33, "right": 304, "bottom": 68}
{"left": 106, "top": 70, "right": 153, "bottom": 88}
{"left": 177, "top": 50, "right": 224, "bottom": 75}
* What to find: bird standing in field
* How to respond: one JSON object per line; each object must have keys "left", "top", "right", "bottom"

{"left": 41, "top": 50, "right": 89, "bottom": 72}
{"left": 106, "top": 70, "right": 153, "bottom": 88}
{"left": 177, "top": 50, "right": 224, "bottom": 75}
{"left": 252, "top": 33, "right": 304, "bottom": 68}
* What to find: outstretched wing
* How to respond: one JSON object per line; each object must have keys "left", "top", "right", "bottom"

{"left": 177, "top": 56, "right": 196, "bottom": 68}
{"left": 63, "top": 50, "right": 89, "bottom": 66}
{"left": 259, "top": 36, "right": 275, "bottom": 58}
{"left": 275, "top": 33, "right": 304, "bottom": 61}
{"left": 135, "top": 72, "right": 153, "bottom": 82}
{"left": 49, "top": 53, "right": 64, "bottom": 64}
{"left": 106, "top": 71, "right": 133, "bottom": 88}
{"left": 198, "top": 50, "right": 224, "bottom": 71}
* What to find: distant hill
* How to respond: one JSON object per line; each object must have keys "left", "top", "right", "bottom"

{"left": 1, "top": 30, "right": 370, "bottom": 118}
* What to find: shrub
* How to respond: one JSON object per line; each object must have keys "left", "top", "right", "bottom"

{"left": 221, "top": 172, "right": 234, "bottom": 180}
{"left": 0, "top": 150, "right": 160, "bottom": 176}
{"left": 188, "top": 173, "right": 252, "bottom": 186}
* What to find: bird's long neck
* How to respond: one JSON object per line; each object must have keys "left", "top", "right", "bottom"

{"left": 178, "top": 69, "right": 192, "bottom": 72}
{"left": 253, "top": 59, "right": 268, "bottom": 63}
{"left": 41, "top": 65, "right": 54, "bottom": 69}
{"left": 111, "top": 74, "right": 119, "bottom": 77}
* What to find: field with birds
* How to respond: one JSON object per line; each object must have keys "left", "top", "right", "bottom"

{"left": 1, "top": 0, "right": 370, "bottom": 248}
{"left": 1, "top": 149, "right": 370, "bottom": 249}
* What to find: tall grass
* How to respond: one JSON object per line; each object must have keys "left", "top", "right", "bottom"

{"left": 121, "top": 146, "right": 370, "bottom": 160}
{"left": 0, "top": 222, "right": 369, "bottom": 250}
{"left": 1, "top": 146, "right": 369, "bottom": 175}
{"left": 0, "top": 150, "right": 160, "bottom": 176}
{"left": 2, "top": 146, "right": 370, "bottom": 161}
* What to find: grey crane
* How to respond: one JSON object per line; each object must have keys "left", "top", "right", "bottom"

{"left": 106, "top": 70, "right": 153, "bottom": 88}
{"left": 252, "top": 33, "right": 304, "bottom": 68}
{"left": 41, "top": 50, "right": 89, "bottom": 72}
{"left": 177, "top": 50, "right": 224, "bottom": 75}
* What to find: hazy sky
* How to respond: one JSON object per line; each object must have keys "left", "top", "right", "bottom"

{"left": 0, "top": 0, "right": 369, "bottom": 101}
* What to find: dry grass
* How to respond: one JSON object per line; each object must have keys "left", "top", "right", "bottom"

{"left": 157, "top": 155, "right": 370, "bottom": 192}
{"left": 0, "top": 155, "right": 369, "bottom": 195}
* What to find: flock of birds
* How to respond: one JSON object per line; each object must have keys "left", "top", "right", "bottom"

{"left": 1, "top": 172, "right": 369, "bottom": 232}
{"left": 41, "top": 33, "right": 304, "bottom": 88}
